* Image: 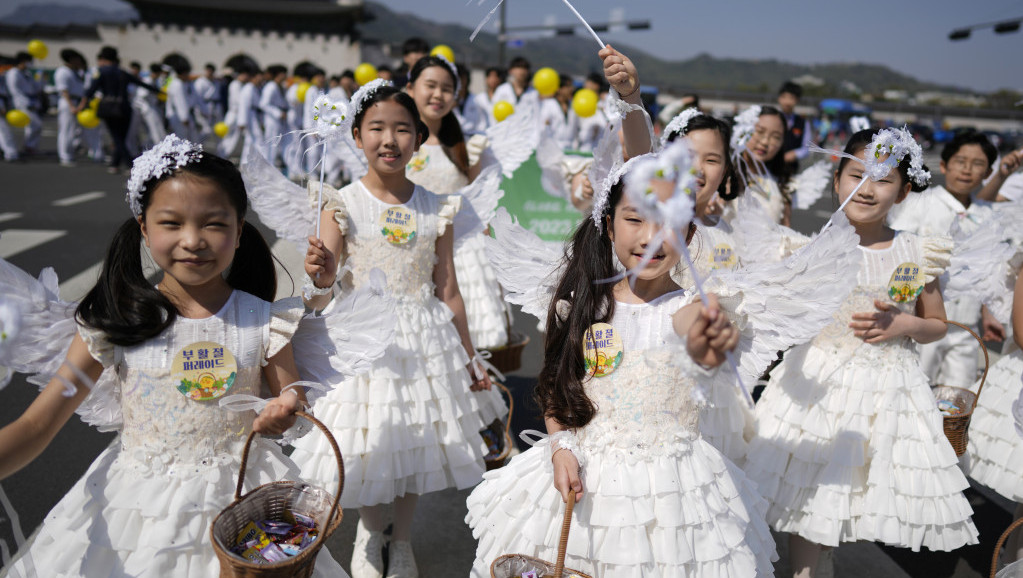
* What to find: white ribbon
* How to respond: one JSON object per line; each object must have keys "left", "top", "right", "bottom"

{"left": 471, "top": 350, "right": 505, "bottom": 382}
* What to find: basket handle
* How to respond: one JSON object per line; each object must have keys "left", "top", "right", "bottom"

{"left": 944, "top": 320, "right": 990, "bottom": 411}
{"left": 991, "top": 516, "right": 1023, "bottom": 578}
{"left": 494, "top": 381, "right": 514, "bottom": 444}
{"left": 235, "top": 410, "right": 344, "bottom": 528}
{"left": 553, "top": 490, "right": 577, "bottom": 578}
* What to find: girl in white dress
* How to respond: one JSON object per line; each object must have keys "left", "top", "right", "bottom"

{"left": 731, "top": 105, "right": 792, "bottom": 226}
{"left": 292, "top": 82, "right": 495, "bottom": 578}
{"left": 0, "top": 136, "right": 348, "bottom": 577}
{"left": 743, "top": 128, "right": 979, "bottom": 577}
{"left": 405, "top": 55, "right": 511, "bottom": 351}
{"left": 466, "top": 161, "right": 778, "bottom": 576}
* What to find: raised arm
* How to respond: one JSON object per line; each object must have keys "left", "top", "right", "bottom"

{"left": 599, "top": 44, "right": 651, "bottom": 158}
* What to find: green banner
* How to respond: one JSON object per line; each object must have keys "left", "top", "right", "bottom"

{"left": 498, "top": 152, "right": 588, "bottom": 243}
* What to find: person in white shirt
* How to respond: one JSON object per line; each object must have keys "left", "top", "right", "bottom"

{"left": 575, "top": 73, "right": 609, "bottom": 153}
{"left": 217, "top": 66, "right": 253, "bottom": 158}
{"left": 259, "top": 64, "right": 289, "bottom": 165}
{"left": 163, "top": 55, "right": 199, "bottom": 142}
{"left": 237, "top": 68, "right": 264, "bottom": 161}
{"left": 301, "top": 67, "right": 326, "bottom": 173}
{"left": 284, "top": 63, "right": 312, "bottom": 178}
{"left": 55, "top": 49, "right": 87, "bottom": 166}
{"left": 192, "top": 63, "right": 221, "bottom": 125}
{"left": 0, "top": 74, "right": 18, "bottom": 161}
{"left": 131, "top": 63, "right": 167, "bottom": 151}
{"left": 454, "top": 63, "right": 486, "bottom": 136}
{"left": 492, "top": 57, "right": 539, "bottom": 112}
{"left": 5, "top": 51, "right": 43, "bottom": 153}
{"left": 889, "top": 131, "right": 1002, "bottom": 387}
{"left": 539, "top": 74, "right": 580, "bottom": 151}
{"left": 472, "top": 66, "right": 504, "bottom": 130}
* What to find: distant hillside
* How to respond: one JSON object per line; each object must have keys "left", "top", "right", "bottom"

{"left": 361, "top": 2, "right": 968, "bottom": 95}
{"left": 2, "top": 2, "right": 136, "bottom": 26}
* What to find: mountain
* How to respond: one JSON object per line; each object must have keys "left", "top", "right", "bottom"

{"left": 361, "top": 2, "right": 968, "bottom": 95}
{"left": 1, "top": 2, "right": 137, "bottom": 26}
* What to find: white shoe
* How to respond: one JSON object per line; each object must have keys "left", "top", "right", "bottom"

{"left": 351, "top": 520, "right": 385, "bottom": 578}
{"left": 385, "top": 541, "right": 418, "bottom": 578}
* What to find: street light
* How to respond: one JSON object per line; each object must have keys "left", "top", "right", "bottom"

{"left": 948, "top": 17, "right": 1022, "bottom": 41}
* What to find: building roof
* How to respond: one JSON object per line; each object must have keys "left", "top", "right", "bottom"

{"left": 125, "top": 0, "right": 368, "bottom": 35}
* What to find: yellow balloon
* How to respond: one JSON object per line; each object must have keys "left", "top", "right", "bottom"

{"left": 214, "top": 122, "right": 229, "bottom": 138}
{"left": 5, "top": 110, "right": 30, "bottom": 128}
{"left": 354, "top": 63, "right": 378, "bottom": 86}
{"left": 89, "top": 97, "right": 100, "bottom": 111}
{"left": 157, "top": 91, "right": 167, "bottom": 102}
{"left": 430, "top": 45, "right": 455, "bottom": 63}
{"left": 77, "top": 109, "right": 100, "bottom": 129}
{"left": 296, "top": 82, "right": 311, "bottom": 104}
{"left": 493, "top": 100, "right": 515, "bottom": 123}
{"left": 532, "top": 67, "right": 559, "bottom": 98}
{"left": 572, "top": 88, "right": 599, "bottom": 118}
{"left": 26, "top": 40, "right": 48, "bottom": 60}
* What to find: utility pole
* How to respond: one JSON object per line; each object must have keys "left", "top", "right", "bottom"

{"left": 498, "top": 0, "right": 507, "bottom": 67}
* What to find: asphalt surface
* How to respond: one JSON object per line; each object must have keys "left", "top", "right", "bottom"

{"left": 0, "top": 118, "right": 1014, "bottom": 577}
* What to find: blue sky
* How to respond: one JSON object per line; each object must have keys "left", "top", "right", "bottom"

{"left": 4, "top": 0, "right": 1022, "bottom": 92}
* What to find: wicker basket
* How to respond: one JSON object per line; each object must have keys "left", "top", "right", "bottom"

{"left": 931, "top": 320, "right": 990, "bottom": 457}
{"left": 484, "top": 381, "right": 515, "bottom": 471}
{"left": 211, "top": 411, "right": 343, "bottom": 578}
{"left": 991, "top": 517, "right": 1023, "bottom": 577}
{"left": 490, "top": 492, "right": 592, "bottom": 578}
{"left": 484, "top": 332, "right": 531, "bottom": 374}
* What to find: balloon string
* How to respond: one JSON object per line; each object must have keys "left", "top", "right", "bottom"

{"left": 560, "top": 0, "right": 606, "bottom": 49}
{"left": 316, "top": 140, "right": 327, "bottom": 239}
{"left": 678, "top": 237, "right": 754, "bottom": 409}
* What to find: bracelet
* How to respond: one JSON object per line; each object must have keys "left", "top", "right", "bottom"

{"left": 302, "top": 274, "right": 334, "bottom": 300}
{"left": 546, "top": 430, "right": 584, "bottom": 468}
{"left": 618, "top": 85, "right": 640, "bottom": 100}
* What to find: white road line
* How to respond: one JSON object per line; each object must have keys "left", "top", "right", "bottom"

{"left": 813, "top": 209, "right": 833, "bottom": 219}
{"left": 57, "top": 262, "right": 103, "bottom": 302}
{"left": 0, "top": 229, "right": 67, "bottom": 259}
{"left": 0, "top": 212, "right": 23, "bottom": 224}
{"left": 52, "top": 191, "right": 106, "bottom": 207}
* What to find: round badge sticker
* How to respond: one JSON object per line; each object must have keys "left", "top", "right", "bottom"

{"left": 583, "top": 323, "right": 624, "bottom": 378}
{"left": 887, "top": 262, "right": 925, "bottom": 303}
{"left": 171, "top": 341, "right": 238, "bottom": 401}
{"left": 710, "top": 243, "right": 737, "bottom": 270}
{"left": 379, "top": 206, "right": 417, "bottom": 245}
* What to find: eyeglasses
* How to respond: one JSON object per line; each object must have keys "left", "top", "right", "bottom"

{"left": 753, "top": 128, "right": 783, "bottom": 145}
{"left": 948, "top": 157, "right": 988, "bottom": 171}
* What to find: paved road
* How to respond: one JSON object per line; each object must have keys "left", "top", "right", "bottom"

{"left": 0, "top": 120, "right": 1014, "bottom": 577}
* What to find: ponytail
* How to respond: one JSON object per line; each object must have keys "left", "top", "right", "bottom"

{"left": 536, "top": 183, "right": 623, "bottom": 429}
{"left": 226, "top": 221, "right": 277, "bottom": 301}
{"left": 76, "top": 218, "right": 176, "bottom": 346}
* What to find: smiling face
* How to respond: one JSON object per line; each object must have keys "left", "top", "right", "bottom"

{"left": 606, "top": 198, "right": 682, "bottom": 282}
{"left": 408, "top": 65, "right": 456, "bottom": 122}
{"left": 940, "top": 143, "right": 993, "bottom": 196}
{"left": 834, "top": 149, "right": 910, "bottom": 226}
{"left": 684, "top": 128, "right": 727, "bottom": 216}
{"left": 140, "top": 174, "right": 241, "bottom": 291}
{"left": 353, "top": 99, "right": 421, "bottom": 176}
{"left": 749, "top": 113, "right": 785, "bottom": 163}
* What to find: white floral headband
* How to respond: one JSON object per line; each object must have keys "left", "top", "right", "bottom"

{"left": 126, "top": 134, "right": 203, "bottom": 217}
{"left": 812, "top": 125, "right": 930, "bottom": 188}
{"left": 731, "top": 105, "right": 761, "bottom": 152}
{"left": 350, "top": 78, "right": 394, "bottom": 120}
{"left": 660, "top": 107, "right": 703, "bottom": 148}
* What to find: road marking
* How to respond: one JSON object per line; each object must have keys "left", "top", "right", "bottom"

{"left": 57, "top": 262, "right": 103, "bottom": 302}
{"left": 0, "top": 230, "right": 67, "bottom": 259}
{"left": 813, "top": 210, "right": 833, "bottom": 219}
{"left": 52, "top": 191, "right": 106, "bottom": 207}
{"left": 0, "top": 213, "right": 23, "bottom": 224}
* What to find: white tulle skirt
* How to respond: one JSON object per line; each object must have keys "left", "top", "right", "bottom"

{"left": 744, "top": 342, "right": 979, "bottom": 551}
{"left": 966, "top": 344, "right": 1023, "bottom": 502}
{"left": 3, "top": 439, "right": 347, "bottom": 578}
{"left": 454, "top": 233, "right": 510, "bottom": 350}
{"left": 466, "top": 435, "right": 778, "bottom": 577}
{"left": 291, "top": 295, "right": 505, "bottom": 508}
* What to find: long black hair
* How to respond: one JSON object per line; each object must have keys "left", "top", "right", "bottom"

{"left": 352, "top": 85, "right": 429, "bottom": 143}
{"left": 536, "top": 183, "right": 624, "bottom": 429}
{"left": 408, "top": 56, "right": 470, "bottom": 177}
{"left": 836, "top": 129, "right": 929, "bottom": 194}
{"left": 666, "top": 114, "right": 745, "bottom": 201}
{"left": 76, "top": 152, "right": 276, "bottom": 346}
{"left": 753, "top": 105, "right": 791, "bottom": 189}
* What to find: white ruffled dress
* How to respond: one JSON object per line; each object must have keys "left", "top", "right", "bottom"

{"left": 407, "top": 143, "right": 511, "bottom": 350}
{"left": 968, "top": 340, "right": 1023, "bottom": 501}
{"left": 466, "top": 290, "right": 778, "bottom": 577}
{"left": 290, "top": 181, "right": 503, "bottom": 508}
{"left": 743, "top": 232, "right": 979, "bottom": 551}
{"left": 4, "top": 291, "right": 347, "bottom": 578}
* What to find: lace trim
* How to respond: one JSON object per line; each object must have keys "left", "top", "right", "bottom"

{"left": 265, "top": 297, "right": 304, "bottom": 363}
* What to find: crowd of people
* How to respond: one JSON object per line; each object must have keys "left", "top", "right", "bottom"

{"left": 2, "top": 29, "right": 1023, "bottom": 578}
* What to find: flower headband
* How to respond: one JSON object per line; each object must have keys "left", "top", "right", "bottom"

{"left": 349, "top": 78, "right": 394, "bottom": 120}
{"left": 126, "top": 134, "right": 203, "bottom": 217}
{"left": 812, "top": 125, "right": 930, "bottom": 188}
{"left": 730, "top": 105, "right": 761, "bottom": 152}
{"left": 660, "top": 107, "right": 703, "bottom": 148}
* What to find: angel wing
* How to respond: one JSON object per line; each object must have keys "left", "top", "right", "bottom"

{"left": 706, "top": 210, "right": 863, "bottom": 387}
{"left": 731, "top": 193, "right": 809, "bottom": 264}
{"left": 537, "top": 134, "right": 569, "bottom": 200}
{"left": 292, "top": 268, "right": 396, "bottom": 405}
{"left": 484, "top": 98, "right": 541, "bottom": 178}
{"left": 484, "top": 207, "right": 564, "bottom": 321}
{"left": 333, "top": 133, "right": 368, "bottom": 182}
{"left": 788, "top": 159, "right": 835, "bottom": 211}
{"left": 459, "top": 164, "right": 504, "bottom": 227}
{"left": 240, "top": 146, "right": 316, "bottom": 247}
{"left": 944, "top": 203, "right": 1023, "bottom": 324}
{"left": 587, "top": 121, "right": 624, "bottom": 199}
